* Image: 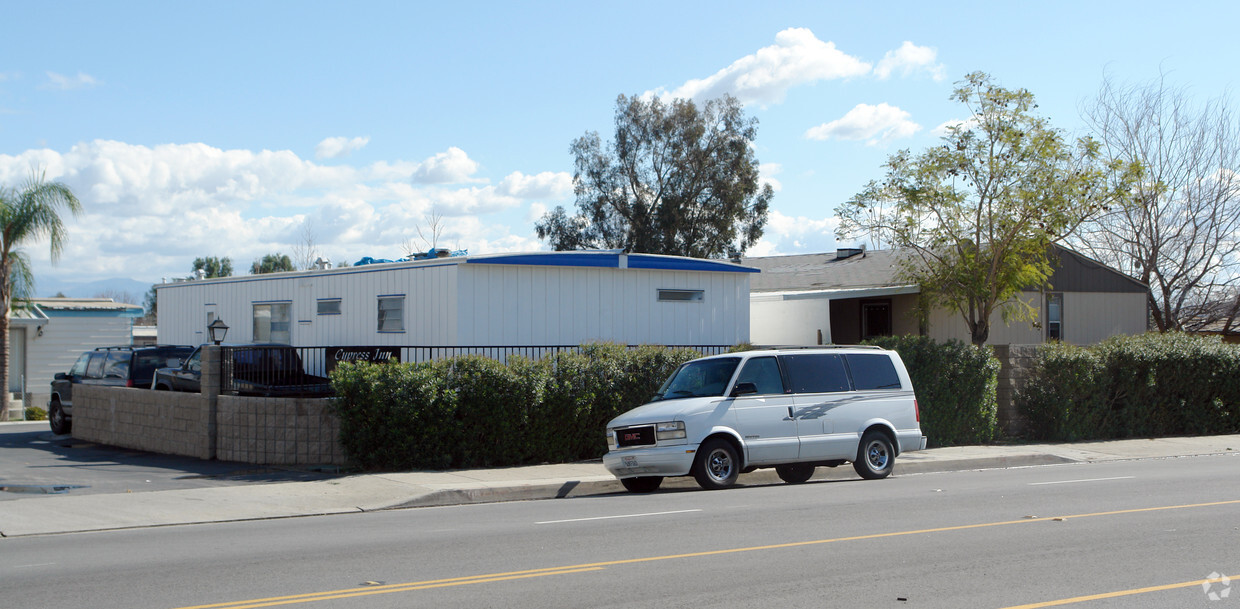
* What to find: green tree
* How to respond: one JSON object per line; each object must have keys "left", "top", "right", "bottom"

{"left": 0, "top": 171, "right": 83, "bottom": 415}
{"left": 251, "top": 253, "right": 294, "bottom": 274}
{"left": 193, "top": 256, "right": 233, "bottom": 278}
{"left": 836, "top": 72, "right": 1135, "bottom": 346}
{"left": 536, "top": 94, "right": 772, "bottom": 258}
{"left": 141, "top": 285, "right": 157, "bottom": 325}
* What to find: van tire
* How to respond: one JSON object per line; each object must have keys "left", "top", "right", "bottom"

{"left": 49, "top": 399, "right": 71, "bottom": 435}
{"left": 693, "top": 438, "right": 740, "bottom": 490}
{"left": 776, "top": 464, "right": 815, "bottom": 484}
{"left": 620, "top": 476, "right": 663, "bottom": 493}
{"left": 854, "top": 431, "right": 894, "bottom": 480}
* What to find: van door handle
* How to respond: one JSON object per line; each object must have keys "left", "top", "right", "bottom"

{"left": 787, "top": 406, "right": 795, "bottom": 419}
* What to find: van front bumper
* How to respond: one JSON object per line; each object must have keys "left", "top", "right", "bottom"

{"left": 603, "top": 444, "right": 698, "bottom": 479}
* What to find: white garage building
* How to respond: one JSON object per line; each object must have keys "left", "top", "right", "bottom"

{"left": 155, "top": 251, "right": 757, "bottom": 352}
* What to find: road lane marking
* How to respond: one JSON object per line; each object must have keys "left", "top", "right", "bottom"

{"left": 536, "top": 509, "right": 702, "bottom": 524}
{"left": 998, "top": 573, "right": 1237, "bottom": 608}
{"left": 170, "top": 498, "right": 1240, "bottom": 609}
{"left": 1028, "top": 476, "right": 1135, "bottom": 486}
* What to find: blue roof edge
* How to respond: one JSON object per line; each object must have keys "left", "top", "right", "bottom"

{"left": 466, "top": 252, "right": 759, "bottom": 273}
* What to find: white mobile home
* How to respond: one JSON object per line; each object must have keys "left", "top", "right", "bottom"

{"left": 155, "top": 251, "right": 756, "bottom": 349}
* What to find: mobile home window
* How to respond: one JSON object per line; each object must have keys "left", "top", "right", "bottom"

{"left": 254, "top": 302, "right": 292, "bottom": 344}
{"left": 658, "top": 289, "right": 704, "bottom": 302}
{"left": 378, "top": 295, "right": 405, "bottom": 332}
{"left": 1046, "top": 293, "right": 1063, "bottom": 341}
{"left": 317, "top": 299, "right": 342, "bottom": 315}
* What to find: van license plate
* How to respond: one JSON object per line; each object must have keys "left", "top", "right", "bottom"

{"left": 622, "top": 456, "right": 638, "bottom": 468}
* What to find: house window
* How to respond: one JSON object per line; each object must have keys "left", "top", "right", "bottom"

{"left": 317, "top": 299, "right": 342, "bottom": 315}
{"left": 1046, "top": 293, "right": 1063, "bottom": 341}
{"left": 658, "top": 289, "right": 704, "bottom": 302}
{"left": 378, "top": 295, "right": 405, "bottom": 332}
{"left": 254, "top": 302, "right": 292, "bottom": 344}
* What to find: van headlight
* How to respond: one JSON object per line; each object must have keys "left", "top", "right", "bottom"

{"left": 656, "top": 421, "right": 686, "bottom": 441}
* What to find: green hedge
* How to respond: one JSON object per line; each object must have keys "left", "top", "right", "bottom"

{"left": 863, "top": 335, "right": 1000, "bottom": 446}
{"left": 329, "top": 344, "right": 699, "bottom": 470}
{"left": 1018, "top": 333, "right": 1240, "bottom": 441}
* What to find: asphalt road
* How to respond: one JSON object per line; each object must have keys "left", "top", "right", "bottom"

{"left": 2, "top": 454, "right": 1237, "bottom": 608}
{"left": 0, "top": 421, "right": 340, "bottom": 499}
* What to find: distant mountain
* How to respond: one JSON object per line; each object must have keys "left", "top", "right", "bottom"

{"left": 36, "top": 277, "right": 154, "bottom": 306}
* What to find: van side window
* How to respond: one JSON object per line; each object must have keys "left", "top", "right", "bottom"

{"left": 734, "top": 357, "right": 785, "bottom": 395}
{"left": 781, "top": 354, "right": 850, "bottom": 393}
{"left": 846, "top": 354, "right": 903, "bottom": 390}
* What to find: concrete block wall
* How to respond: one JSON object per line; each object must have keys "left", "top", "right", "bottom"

{"left": 216, "top": 396, "right": 344, "bottom": 465}
{"left": 74, "top": 385, "right": 211, "bottom": 459}
{"left": 993, "top": 344, "right": 1040, "bottom": 438}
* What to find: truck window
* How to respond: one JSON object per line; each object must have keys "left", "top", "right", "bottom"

{"left": 781, "top": 353, "right": 850, "bottom": 394}
{"left": 103, "top": 351, "right": 131, "bottom": 379}
{"left": 845, "top": 354, "right": 903, "bottom": 390}
{"left": 85, "top": 353, "right": 107, "bottom": 379}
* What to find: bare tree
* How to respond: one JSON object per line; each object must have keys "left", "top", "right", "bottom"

{"left": 94, "top": 289, "right": 139, "bottom": 305}
{"left": 290, "top": 221, "right": 319, "bottom": 271}
{"left": 1075, "top": 74, "right": 1240, "bottom": 332}
{"left": 402, "top": 206, "right": 446, "bottom": 258}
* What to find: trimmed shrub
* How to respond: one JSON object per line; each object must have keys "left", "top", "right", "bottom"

{"left": 1018, "top": 333, "right": 1240, "bottom": 441}
{"left": 863, "top": 335, "right": 1000, "bottom": 446}
{"left": 330, "top": 343, "right": 698, "bottom": 470}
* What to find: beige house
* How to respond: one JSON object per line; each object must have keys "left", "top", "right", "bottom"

{"left": 744, "top": 246, "right": 1148, "bottom": 346}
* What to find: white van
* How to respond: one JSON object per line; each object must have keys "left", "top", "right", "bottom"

{"left": 603, "top": 347, "right": 927, "bottom": 492}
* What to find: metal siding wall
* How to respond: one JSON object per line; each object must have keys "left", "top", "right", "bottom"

{"left": 1063, "top": 292, "right": 1147, "bottom": 345}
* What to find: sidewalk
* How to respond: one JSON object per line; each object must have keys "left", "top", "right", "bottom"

{"left": 2, "top": 434, "right": 1236, "bottom": 538}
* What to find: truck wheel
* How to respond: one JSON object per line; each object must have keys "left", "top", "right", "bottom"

{"left": 692, "top": 438, "right": 739, "bottom": 490}
{"left": 854, "top": 430, "right": 894, "bottom": 480}
{"left": 50, "top": 399, "right": 71, "bottom": 435}
{"left": 776, "top": 464, "right": 815, "bottom": 484}
{"left": 620, "top": 476, "right": 663, "bottom": 493}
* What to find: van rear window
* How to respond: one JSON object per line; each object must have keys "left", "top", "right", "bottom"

{"left": 781, "top": 354, "right": 850, "bottom": 394}
{"left": 846, "top": 354, "right": 902, "bottom": 390}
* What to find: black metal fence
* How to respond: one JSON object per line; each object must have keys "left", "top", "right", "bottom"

{"left": 219, "top": 344, "right": 734, "bottom": 395}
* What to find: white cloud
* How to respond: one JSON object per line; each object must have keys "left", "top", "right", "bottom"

{"left": 747, "top": 210, "right": 840, "bottom": 257}
{"left": 759, "top": 163, "right": 783, "bottom": 193}
{"left": 44, "top": 71, "right": 100, "bottom": 90}
{"left": 411, "top": 147, "right": 480, "bottom": 184}
{"left": 1, "top": 140, "right": 571, "bottom": 285}
{"left": 315, "top": 136, "right": 370, "bottom": 159}
{"left": 874, "top": 41, "right": 946, "bottom": 81}
{"left": 932, "top": 116, "right": 977, "bottom": 137}
{"left": 496, "top": 171, "right": 572, "bottom": 199}
{"left": 646, "top": 27, "right": 871, "bottom": 107}
{"left": 804, "top": 103, "right": 921, "bottom": 146}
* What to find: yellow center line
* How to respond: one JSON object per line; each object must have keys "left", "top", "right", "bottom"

{"left": 999, "top": 573, "right": 1237, "bottom": 608}
{"left": 172, "top": 498, "right": 1240, "bottom": 609}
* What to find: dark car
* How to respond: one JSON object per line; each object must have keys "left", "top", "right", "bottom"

{"left": 152, "top": 344, "right": 330, "bottom": 397}
{"left": 48, "top": 344, "right": 195, "bottom": 435}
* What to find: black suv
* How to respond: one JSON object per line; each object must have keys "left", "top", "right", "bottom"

{"left": 48, "top": 345, "right": 195, "bottom": 435}
{"left": 152, "top": 344, "right": 330, "bottom": 397}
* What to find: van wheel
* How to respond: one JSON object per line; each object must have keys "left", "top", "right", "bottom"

{"left": 692, "top": 439, "right": 739, "bottom": 490}
{"left": 854, "top": 431, "right": 894, "bottom": 480}
{"left": 49, "top": 399, "right": 71, "bottom": 435}
{"left": 620, "top": 476, "right": 663, "bottom": 493}
{"left": 776, "top": 464, "right": 815, "bottom": 484}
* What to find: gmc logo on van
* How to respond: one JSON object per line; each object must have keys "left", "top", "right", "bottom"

{"left": 616, "top": 425, "right": 655, "bottom": 447}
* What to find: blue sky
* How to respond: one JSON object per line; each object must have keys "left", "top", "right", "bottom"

{"left": 2, "top": 1, "right": 1237, "bottom": 296}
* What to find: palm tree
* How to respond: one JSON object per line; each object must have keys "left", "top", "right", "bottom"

{"left": 0, "top": 171, "right": 82, "bottom": 418}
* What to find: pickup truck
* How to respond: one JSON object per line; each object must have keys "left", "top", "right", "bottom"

{"left": 152, "top": 344, "right": 331, "bottom": 397}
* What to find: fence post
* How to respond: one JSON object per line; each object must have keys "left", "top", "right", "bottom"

{"left": 202, "top": 345, "right": 221, "bottom": 460}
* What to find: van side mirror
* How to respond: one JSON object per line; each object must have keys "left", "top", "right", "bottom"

{"left": 54, "top": 372, "right": 69, "bottom": 381}
{"left": 730, "top": 382, "right": 758, "bottom": 397}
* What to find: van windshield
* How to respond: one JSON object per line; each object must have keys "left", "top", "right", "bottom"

{"left": 654, "top": 357, "right": 740, "bottom": 400}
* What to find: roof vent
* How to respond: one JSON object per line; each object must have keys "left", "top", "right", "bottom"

{"left": 836, "top": 244, "right": 866, "bottom": 260}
